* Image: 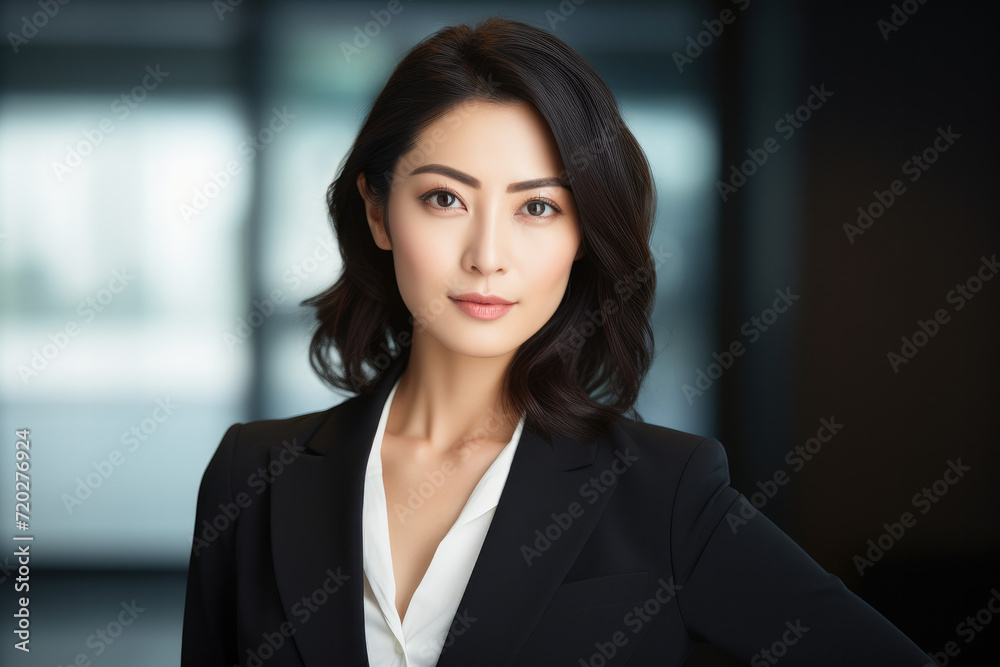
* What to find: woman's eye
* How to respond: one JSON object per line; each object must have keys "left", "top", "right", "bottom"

{"left": 421, "top": 190, "right": 560, "bottom": 217}
{"left": 434, "top": 192, "right": 457, "bottom": 207}
{"left": 423, "top": 190, "right": 461, "bottom": 209}
{"left": 521, "top": 200, "right": 559, "bottom": 217}
{"left": 521, "top": 199, "right": 562, "bottom": 218}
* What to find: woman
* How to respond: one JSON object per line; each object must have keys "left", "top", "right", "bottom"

{"left": 181, "top": 16, "right": 930, "bottom": 666}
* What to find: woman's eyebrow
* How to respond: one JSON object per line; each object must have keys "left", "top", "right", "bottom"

{"left": 408, "top": 163, "right": 571, "bottom": 192}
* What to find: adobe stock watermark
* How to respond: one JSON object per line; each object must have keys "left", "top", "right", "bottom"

{"left": 51, "top": 65, "right": 170, "bottom": 181}
{"left": 554, "top": 241, "right": 674, "bottom": 363}
{"left": 178, "top": 106, "right": 295, "bottom": 223}
{"left": 407, "top": 267, "right": 500, "bottom": 336}
{"left": 53, "top": 600, "right": 145, "bottom": 665}
{"left": 0, "top": 554, "right": 19, "bottom": 585}
{"left": 672, "top": 0, "right": 752, "bottom": 73}
{"left": 212, "top": 0, "right": 243, "bottom": 21}
{"left": 225, "top": 235, "right": 339, "bottom": 352}
{"left": 61, "top": 398, "right": 178, "bottom": 514}
{"left": 886, "top": 253, "right": 997, "bottom": 373}
{"left": 17, "top": 268, "right": 135, "bottom": 384}
{"left": 192, "top": 438, "right": 305, "bottom": 557}
{"left": 7, "top": 0, "right": 71, "bottom": 54}
{"left": 382, "top": 91, "right": 503, "bottom": 197}
{"left": 843, "top": 126, "right": 961, "bottom": 244}
{"left": 240, "top": 566, "right": 349, "bottom": 666}
{"left": 340, "top": 0, "right": 413, "bottom": 63}
{"left": 924, "top": 587, "right": 1000, "bottom": 666}
{"left": 544, "top": 0, "right": 587, "bottom": 32}
{"left": 392, "top": 407, "right": 516, "bottom": 524}
{"left": 520, "top": 448, "right": 639, "bottom": 567}
{"left": 853, "top": 458, "right": 971, "bottom": 576}
{"left": 682, "top": 287, "right": 799, "bottom": 404}
{"left": 725, "top": 417, "right": 843, "bottom": 534}
{"left": 280, "top": 233, "right": 340, "bottom": 291}
{"left": 223, "top": 289, "right": 288, "bottom": 352}
{"left": 557, "top": 117, "right": 619, "bottom": 186}
{"left": 578, "top": 576, "right": 683, "bottom": 666}
{"left": 417, "top": 608, "right": 477, "bottom": 661}
{"left": 750, "top": 620, "right": 810, "bottom": 666}
{"left": 717, "top": 84, "right": 833, "bottom": 202}
{"left": 877, "top": 0, "right": 929, "bottom": 41}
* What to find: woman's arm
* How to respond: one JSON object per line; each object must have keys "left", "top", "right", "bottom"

{"left": 181, "top": 423, "right": 242, "bottom": 665}
{"left": 671, "top": 437, "right": 931, "bottom": 666}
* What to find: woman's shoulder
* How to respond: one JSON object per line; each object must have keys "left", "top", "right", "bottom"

{"left": 209, "top": 392, "right": 367, "bottom": 466}
{"left": 610, "top": 414, "right": 730, "bottom": 480}
{"left": 608, "top": 416, "right": 740, "bottom": 572}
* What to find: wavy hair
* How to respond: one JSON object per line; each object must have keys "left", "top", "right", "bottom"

{"left": 303, "top": 15, "right": 657, "bottom": 444}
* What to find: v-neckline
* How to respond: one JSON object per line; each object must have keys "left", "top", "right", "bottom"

{"left": 363, "top": 376, "right": 527, "bottom": 632}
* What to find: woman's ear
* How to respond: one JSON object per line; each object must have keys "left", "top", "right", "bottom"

{"left": 357, "top": 172, "right": 391, "bottom": 251}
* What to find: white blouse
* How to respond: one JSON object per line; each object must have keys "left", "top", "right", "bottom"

{"left": 362, "top": 376, "right": 527, "bottom": 666}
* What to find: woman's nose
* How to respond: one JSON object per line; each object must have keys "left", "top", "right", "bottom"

{"left": 464, "top": 205, "right": 511, "bottom": 275}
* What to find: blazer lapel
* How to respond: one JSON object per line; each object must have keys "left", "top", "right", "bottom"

{"left": 270, "top": 353, "right": 409, "bottom": 666}
{"left": 435, "top": 419, "right": 620, "bottom": 667}
{"left": 270, "top": 351, "right": 620, "bottom": 667}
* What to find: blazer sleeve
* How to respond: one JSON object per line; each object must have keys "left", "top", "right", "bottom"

{"left": 670, "top": 437, "right": 930, "bottom": 666}
{"left": 181, "top": 423, "right": 242, "bottom": 666}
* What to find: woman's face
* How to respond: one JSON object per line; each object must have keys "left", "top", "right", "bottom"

{"left": 359, "top": 99, "right": 583, "bottom": 359}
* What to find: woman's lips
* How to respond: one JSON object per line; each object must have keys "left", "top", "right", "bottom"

{"left": 448, "top": 297, "right": 515, "bottom": 320}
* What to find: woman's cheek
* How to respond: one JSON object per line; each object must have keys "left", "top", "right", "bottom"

{"left": 527, "top": 234, "right": 576, "bottom": 285}
{"left": 392, "top": 238, "right": 450, "bottom": 323}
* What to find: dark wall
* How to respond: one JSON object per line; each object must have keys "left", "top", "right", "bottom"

{"left": 709, "top": 1, "right": 998, "bottom": 664}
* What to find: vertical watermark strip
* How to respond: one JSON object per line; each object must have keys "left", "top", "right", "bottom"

{"left": 13, "top": 428, "right": 33, "bottom": 652}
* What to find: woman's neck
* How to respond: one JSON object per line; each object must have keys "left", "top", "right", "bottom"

{"left": 386, "top": 336, "right": 521, "bottom": 455}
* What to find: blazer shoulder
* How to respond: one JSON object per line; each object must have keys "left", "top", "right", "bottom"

{"left": 614, "top": 415, "right": 729, "bottom": 475}
{"left": 213, "top": 392, "right": 366, "bottom": 471}
{"left": 613, "top": 417, "right": 739, "bottom": 583}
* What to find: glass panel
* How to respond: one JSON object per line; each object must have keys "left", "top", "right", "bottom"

{"left": 0, "top": 95, "right": 249, "bottom": 567}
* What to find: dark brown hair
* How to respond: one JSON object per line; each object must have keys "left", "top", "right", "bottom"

{"left": 304, "top": 15, "right": 657, "bottom": 444}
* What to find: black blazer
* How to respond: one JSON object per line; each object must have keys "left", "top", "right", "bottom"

{"left": 181, "top": 354, "right": 929, "bottom": 666}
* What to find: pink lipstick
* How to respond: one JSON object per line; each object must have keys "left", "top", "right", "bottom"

{"left": 448, "top": 293, "right": 515, "bottom": 321}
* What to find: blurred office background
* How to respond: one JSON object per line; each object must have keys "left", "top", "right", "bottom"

{"left": 0, "top": 0, "right": 996, "bottom": 664}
